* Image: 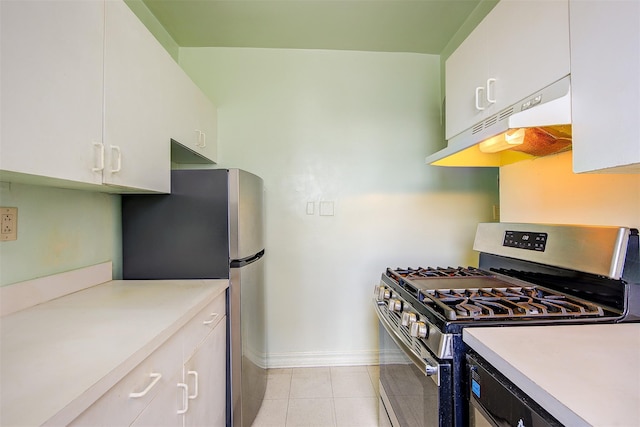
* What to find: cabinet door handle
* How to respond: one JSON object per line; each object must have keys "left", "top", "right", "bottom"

{"left": 92, "top": 142, "right": 104, "bottom": 172}
{"left": 129, "top": 373, "right": 162, "bottom": 398}
{"left": 475, "top": 86, "right": 485, "bottom": 111}
{"left": 195, "top": 129, "right": 206, "bottom": 148}
{"left": 187, "top": 370, "right": 199, "bottom": 399}
{"left": 203, "top": 313, "right": 219, "bottom": 325}
{"left": 486, "top": 78, "right": 496, "bottom": 104}
{"left": 199, "top": 130, "right": 206, "bottom": 148}
{"left": 110, "top": 145, "right": 122, "bottom": 173}
{"left": 177, "top": 382, "right": 189, "bottom": 414}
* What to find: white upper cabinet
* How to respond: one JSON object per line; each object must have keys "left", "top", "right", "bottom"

{"left": 445, "top": 20, "right": 488, "bottom": 140}
{"left": 0, "top": 0, "right": 104, "bottom": 186}
{"left": 103, "top": 0, "right": 171, "bottom": 192}
{"left": 569, "top": 0, "right": 640, "bottom": 173}
{"left": 166, "top": 63, "right": 218, "bottom": 164}
{"left": 1, "top": 0, "right": 218, "bottom": 191}
{"left": 445, "top": 0, "right": 570, "bottom": 140}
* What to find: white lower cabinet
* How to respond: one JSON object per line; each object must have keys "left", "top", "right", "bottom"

{"left": 70, "top": 293, "right": 227, "bottom": 426}
{"left": 131, "top": 320, "right": 226, "bottom": 427}
{"left": 182, "top": 322, "right": 227, "bottom": 427}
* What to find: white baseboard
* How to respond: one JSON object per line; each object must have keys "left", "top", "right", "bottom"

{"left": 0, "top": 262, "right": 112, "bottom": 316}
{"left": 267, "top": 349, "right": 380, "bottom": 368}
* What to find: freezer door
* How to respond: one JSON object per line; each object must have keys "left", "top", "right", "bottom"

{"left": 229, "top": 169, "right": 264, "bottom": 260}
{"left": 121, "top": 169, "right": 230, "bottom": 279}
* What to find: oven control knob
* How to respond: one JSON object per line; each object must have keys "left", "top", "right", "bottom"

{"left": 410, "top": 321, "right": 428, "bottom": 338}
{"left": 388, "top": 299, "right": 403, "bottom": 312}
{"left": 376, "top": 286, "right": 391, "bottom": 301}
{"left": 401, "top": 312, "right": 417, "bottom": 326}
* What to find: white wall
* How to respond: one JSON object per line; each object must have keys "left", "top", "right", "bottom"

{"left": 180, "top": 48, "right": 498, "bottom": 367}
{"left": 500, "top": 151, "right": 640, "bottom": 228}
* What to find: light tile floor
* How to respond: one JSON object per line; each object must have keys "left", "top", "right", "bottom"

{"left": 252, "top": 366, "right": 382, "bottom": 427}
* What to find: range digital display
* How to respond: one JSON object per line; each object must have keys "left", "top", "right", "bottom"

{"left": 503, "top": 230, "right": 547, "bottom": 251}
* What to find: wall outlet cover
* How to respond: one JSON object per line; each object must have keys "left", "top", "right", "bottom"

{"left": 1, "top": 207, "right": 18, "bottom": 241}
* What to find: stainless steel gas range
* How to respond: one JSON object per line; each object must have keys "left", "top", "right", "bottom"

{"left": 374, "top": 222, "right": 640, "bottom": 427}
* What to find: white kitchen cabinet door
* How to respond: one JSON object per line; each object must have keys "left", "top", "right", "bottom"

{"left": 483, "top": 0, "right": 570, "bottom": 116}
{"left": 103, "top": 0, "right": 171, "bottom": 192}
{"left": 445, "top": 21, "right": 489, "bottom": 140}
{"left": 132, "top": 319, "right": 227, "bottom": 427}
{"left": 166, "top": 63, "right": 218, "bottom": 164}
{"left": 69, "top": 329, "right": 184, "bottom": 426}
{"left": 570, "top": 0, "right": 640, "bottom": 173}
{"left": 130, "top": 366, "right": 184, "bottom": 427}
{"left": 194, "top": 91, "right": 218, "bottom": 163}
{"left": 445, "top": 0, "right": 570, "bottom": 141}
{"left": 183, "top": 317, "right": 227, "bottom": 427}
{"left": 133, "top": 293, "right": 226, "bottom": 426}
{"left": 0, "top": 0, "right": 104, "bottom": 185}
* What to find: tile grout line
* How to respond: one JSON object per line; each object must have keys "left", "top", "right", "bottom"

{"left": 284, "top": 370, "right": 291, "bottom": 427}
{"left": 329, "top": 368, "right": 337, "bottom": 427}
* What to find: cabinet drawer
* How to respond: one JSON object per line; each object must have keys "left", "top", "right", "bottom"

{"left": 70, "top": 329, "right": 183, "bottom": 426}
{"left": 181, "top": 290, "right": 226, "bottom": 360}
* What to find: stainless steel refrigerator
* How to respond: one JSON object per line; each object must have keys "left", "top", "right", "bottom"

{"left": 122, "top": 168, "right": 266, "bottom": 427}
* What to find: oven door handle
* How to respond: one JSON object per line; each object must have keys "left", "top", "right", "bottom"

{"left": 374, "top": 301, "right": 440, "bottom": 385}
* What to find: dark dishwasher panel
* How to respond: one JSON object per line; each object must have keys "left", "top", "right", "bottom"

{"left": 466, "top": 351, "right": 562, "bottom": 427}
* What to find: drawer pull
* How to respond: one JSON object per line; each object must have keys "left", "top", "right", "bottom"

{"left": 188, "top": 370, "right": 199, "bottom": 399}
{"left": 129, "top": 373, "right": 162, "bottom": 398}
{"left": 177, "top": 383, "right": 189, "bottom": 414}
{"left": 203, "top": 313, "right": 219, "bottom": 325}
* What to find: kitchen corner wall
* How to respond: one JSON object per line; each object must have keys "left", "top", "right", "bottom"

{"left": 180, "top": 48, "right": 499, "bottom": 367}
{"left": 500, "top": 151, "right": 640, "bottom": 228}
{"left": 0, "top": 183, "right": 120, "bottom": 286}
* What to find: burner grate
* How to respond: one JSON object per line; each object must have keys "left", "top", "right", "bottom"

{"left": 420, "top": 287, "right": 604, "bottom": 321}
{"left": 389, "top": 266, "right": 493, "bottom": 279}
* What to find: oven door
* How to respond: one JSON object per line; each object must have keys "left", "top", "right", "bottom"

{"left": 466, "top": 352, "right": 562, "bottom": 427}
{"left": 376, "top": 302, "right": 453, "bottom": 427}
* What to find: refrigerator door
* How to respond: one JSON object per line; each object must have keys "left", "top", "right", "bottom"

{"left": 229, "top": 169, "right": 264, "bottom": 261}
{"left": 229, "top": 255, "right": 266, "bottom": 427}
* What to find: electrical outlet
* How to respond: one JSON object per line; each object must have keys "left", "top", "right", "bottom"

{"left": 1, "top": 207, "right": 18, "bottom": 241}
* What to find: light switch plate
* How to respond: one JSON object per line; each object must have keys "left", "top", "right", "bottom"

{"left": 306, "top": 202, "right": 315, "bottom": 215}
{"left": 1, "top": 207, "right": 18, "bottom": 241}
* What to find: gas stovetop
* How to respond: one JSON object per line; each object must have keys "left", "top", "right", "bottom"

{"left": 377, "top": 223, "right": 640, "bottom": 336}
{"left": 385, "top": 266, "right": 607, "bottom": 322}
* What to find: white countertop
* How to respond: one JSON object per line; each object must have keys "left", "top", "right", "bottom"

{"left": 464, "top": 324, "right": 640, "bottom": 427}
{"left": 0, "top": 279, "right": 228, "bottom": 426}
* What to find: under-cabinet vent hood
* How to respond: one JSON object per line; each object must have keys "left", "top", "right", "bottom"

{"left": 427, "top": 76, "right": 572, "bottom": 167}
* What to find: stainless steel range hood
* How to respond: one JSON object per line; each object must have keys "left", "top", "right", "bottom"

{"left": 427, "top": 76, "right": 572, "bottom": 167}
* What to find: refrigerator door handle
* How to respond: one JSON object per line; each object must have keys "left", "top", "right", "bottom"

{"left": 230, "top": 249, "right": 265, "bottom": 268}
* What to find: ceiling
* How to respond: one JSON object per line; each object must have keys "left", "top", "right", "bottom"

{"left": 141, "top": 0, "right": 483, "bottom": 54}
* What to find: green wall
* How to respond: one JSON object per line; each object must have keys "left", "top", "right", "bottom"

{"left": 0, "top": 183, "right": 120, "bottom": 286}
{"left": 124, "top": 0, "right": 180, "bottom": 62}
{"left": 179, "top": 47, "right": 499, "bottom": 365}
